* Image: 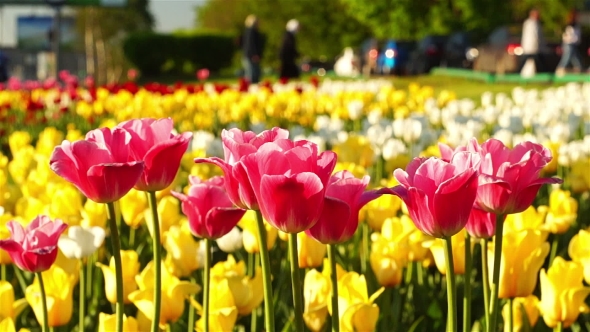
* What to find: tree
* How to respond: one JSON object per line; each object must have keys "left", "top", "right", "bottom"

{"left": 195, "top": 0, "right": 371, "bottom": 68}
{"left": 76, "top": 0, "right": 153, "bottom": 83}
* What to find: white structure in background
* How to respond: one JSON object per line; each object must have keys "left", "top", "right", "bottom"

{"left": 334, "top": 47, "right": 359, "bottom": 77}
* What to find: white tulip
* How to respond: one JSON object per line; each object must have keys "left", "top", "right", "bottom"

{"left": 58, "top": 226, "right": 106, "bottom": 259}
{"left": 216, "top": 227, "right": 243, "bottom": 253}
{"left": 347, "top": 100, "right": 364, "bottom": 120}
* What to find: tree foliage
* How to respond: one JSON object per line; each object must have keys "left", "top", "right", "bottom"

{"left": 195, "top": 0, "right": 371, "bottom": 66}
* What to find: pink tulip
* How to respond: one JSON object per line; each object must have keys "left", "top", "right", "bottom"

{"left": 118, "top": 118, "right": 192, "bottom": 192}
{"left": 196, "top": 68, "right": 210, "bottom": 81}
{"left": 239, "top": 139, "right": 337, "bottom": 233}
{"left": 467, "top": 138, "right": 562, "bottom": 215}
{"left": 465, "top": 207, "right": 498, "bottom": 239}
{"left": 171, "top": 176, "right": 246, "bottom": 239}
{"left": 305, "top": 171, "right": 382, "bottom": 244}
{"left": 194, "top": 127, "right": 290, "bottom": 209}
{"left": 50, "top": 127, "right": 145, "bottom": 203}
{"left": 0, "top": 216, "right": 67, "bottom": 273}
{"left": 438, "top": 142, "right": 467, "bottom": 162}
{"left": 379, "top": 152, "right": 480, "bottom": 238}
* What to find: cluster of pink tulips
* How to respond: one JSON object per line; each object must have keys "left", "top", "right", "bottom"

{"left": 0, "top": 116, "right": 561, "bottom": 332}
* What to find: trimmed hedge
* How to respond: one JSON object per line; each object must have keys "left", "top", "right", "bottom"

{"left": 123, "top": 31, "right": 236, "bottom": 76}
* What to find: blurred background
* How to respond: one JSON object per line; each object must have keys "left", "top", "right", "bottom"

{"left": 0, "top": 0, "right": 589, "bottom": 84}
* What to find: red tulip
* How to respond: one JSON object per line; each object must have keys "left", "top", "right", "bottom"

{"left": 50, "top": 127, "right": 145, "bottom": 203}
{"left": 465, "top": 207, "right": 498, "bottom": 239}
{"left": 195, "top": 127, "right": 290, "bottom": 210}
{"left": 305, "top": 171, "right": 382, "bottom": 244}
{"left": 239, "top": 139, "right": 337, "bottom": 233}
{"left": 467, "top": 138, "right": 562, "bottom": 215}
{"left": 196, "top": 69, "right": 210, "bottom": 81}
{"left": 379, "top": 152, "right": 480, "bottom": 238}
{"left": 118, "top": 118, "right": 192, "bottom": 192}
{"left": 171, "top": 176, "right": 246, "bottom": 239}
{"left": 0, "top": 215, "right": 67, "bottom": 273}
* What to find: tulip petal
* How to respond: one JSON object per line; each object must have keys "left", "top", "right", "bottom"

{"left": 406, "top": 187, "right": 438, "bottom": 237}
{"left": 433, "top": 170, "right": 478, "bottom": 237}
{"left": 205, "top": 207, "right": 247, "bottom": 239}
{"left": 259, "top": 173, "right": 324, "bottom": 233}
{"left": 138, "top": 133, "right": 191, "bottom": 191}
{"left": 86, "top": 162, "right": 144, "bottom": 203}
{"left": 306, "top": 197, "right": 352, "bottom": 244}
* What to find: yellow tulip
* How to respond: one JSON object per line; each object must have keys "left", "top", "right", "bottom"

{"left": 397, "top": 213, "right": 434, "bottom": 262}
{"left": 370, "top": 218, "right": 410, "bottom": 287}
{"left": 569, "top": 157, "right": 590, "bottom": 193}
{"left": 333, "top": 162, "right": 368, "bottom": 179}
{"left": 120, "top": 189, "right": 147, "bottom": 229}
{"left": 0, "top": 281, "right": 28, "bottom": 320}
{"left": 144, "top": 195, "right": 183, "bottom": 243}
{"left": 0, "top": 213, "right": 15, "bottom": 265}
{"left": 361, "top": 177, "right": 402, "bottom": 231}
{"left": 568, "top": 228, "right": 590, "bottom": 285}
{"left": 53, "top": 249, "right": 81, "bottom": 284}
{"left": 303, "top": 269, "right": 330, "bottom": 332}
{"left": 35, "top": 127, "right": 64, "bottom": 157}
{"left": 238, "top": 210, "right": 277, "bottom": 254}
{"left": 488, "top": 229, "right": 549, "bottom": 299}
{"left": 14, "top": 197, "right": 45, "bottom": 222}
{"left": 210, "top": 255, "right": 263, "bottom": 315}
{"left": 503, "top": 205, "right": 548, "bottom": 240}
{"left": 298, "top": 232, "right": 327, "bottom": 269}
{"left": 337, "top": 271, "right": 384, "bottom": 332}
{"left": 502, "top": 295, "right": 540, "bottom": 332}
{"left": 97, "top": 250, "right": 140, "bottom": 304}
{"left": 80, "top": 199, "right": 107, "bottom": 229}
{"left": 8, "top": 131, "right": 31, "bottom": 158}
{"left": 164, "top": 221, "right": 202, "bottom": 277}
{"left": 332, "top": 134, "right": 375, "bottom": 168}
{"left": 544, "top": 188, "right": 577, "bottom": 234}
{"left": 0, "top": 317, "right": 29, "bottom": 332}
{"left": 129, "top": 260, "right": 201, "bottom": 327}
{"left": 542, "top": 140, "right": 560, "bottom": 174}
{"left": 429, "top": 229, "right": 473, "bottom": 275}
{"left": 539, "top": 257, "right": 590, "bottom": 328}
{"left": 98, "top": 313, "right": 138, "bottom": 332}
{"left": 25, "top": 265, "right": 76, "bottom": 327}
{"left": 46, "top": 185, "right": 83, "bottom": 226}
{"left": 8, "top": 146, "right": 35, "bottom": 185}
{"left": 195, "top": 278, "right": 238, "bottom": 332}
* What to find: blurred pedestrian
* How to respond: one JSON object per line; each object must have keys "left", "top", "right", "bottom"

{"left": 556, "top": 10, "right": 583, "bottom": 76}
{"left": 279, "top": 19, "right": 300, "bottom": 80}
{"left": 517, "top": 8, "right": 547, "bottom": 75}
{"left": 241, "top": 15, "right": 263, "bottom": 84}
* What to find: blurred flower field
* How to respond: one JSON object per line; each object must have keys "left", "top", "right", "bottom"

{"left": 0, "top": 74, "right": 589, "bottom": 332}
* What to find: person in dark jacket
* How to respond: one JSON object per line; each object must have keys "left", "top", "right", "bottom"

{"left": 0, "top": 51, "right": 9, "bottom": 83}
{"left": 241, "top": 15, "right": 263, "bottom": 84}
{"left": 279, "top": 19, "right": 300, "bottom": 80}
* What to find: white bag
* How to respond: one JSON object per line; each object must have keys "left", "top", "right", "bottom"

{"left": 520, "top": 58, "right": 536, "bottom": 78}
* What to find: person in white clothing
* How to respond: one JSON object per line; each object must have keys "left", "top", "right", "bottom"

{"left": 517, "top": 8, "right": 547, "bottom": 74}
{"left": 556, "top": 10, "right": 583, "bottom": 75}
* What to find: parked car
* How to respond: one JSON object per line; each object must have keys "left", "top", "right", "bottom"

{"left": 471, "top": 25, "right": 561, "bottom": 74}
{"left": 406, "top": 35, "right": 449, "bottom": 75}
{"left": 443, "top": 31, "right": 476, "bottom": 69}
{"left": 376, "top": 39, "right": 416, "bottom": 75}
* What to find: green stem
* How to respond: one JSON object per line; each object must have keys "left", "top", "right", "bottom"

{"left": 79, "top": 260, "right": 86, "bottom": 332}
{"left": 106, "top": 202, "right": 124, "bottom": 332}
{"left": 488, "top": 214, "right": 505, "bottom": 332}
{"left": 1, "top": 264, "right": 5, "bottom": 281}
{"left": 554, "top": 321, "right": 563, "bottom": 332}
{"left": 508, "top": 298, "right": 514, "bottom": 332}
{"left": 129, "top": 227, "right": 136, "bottom": 249}
{"left": 254, "top": 210, "right": 276, "bottom": 332}
{"left": 249, "top": 253, "right": 259, "bottom": 332}
{"left": 203, "top": 238, "right": 212, "bottom": 332}
{"left": 361, "top": 222, "right": 369, "bottom": 274}
{"left": 13, "top": 265, "right": 28, "bottom": 294}
{"left": 37, "top": 272, "right": 50, "bottom": 332}
{"left": 288, "top": 233, "right": 304, "bottom": 332}
{"left": 443, "top": 236, "right": 457, "bottom": 332}
{"left": 188, "top": 276, "right": 196, "bottom": 332}
{"left": 481, "top": 238, "right": 490, "bottom": 331}
{"left": 416, "top": 261, "right": 424, "bottom": 286}
{"left": 548, "top": 235, "right": 559, "bottom": 268}
{"left": 327, "top": 244, "right": 340, "bottom": 332}
{"left": 86, "top": 253, "right": 94, "bottom": 298}
{"left": 463, "top": 233, "right": 472, "bottom": 332}
{"left": 147, "top": 191, "right": 162, "bottom": 332}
